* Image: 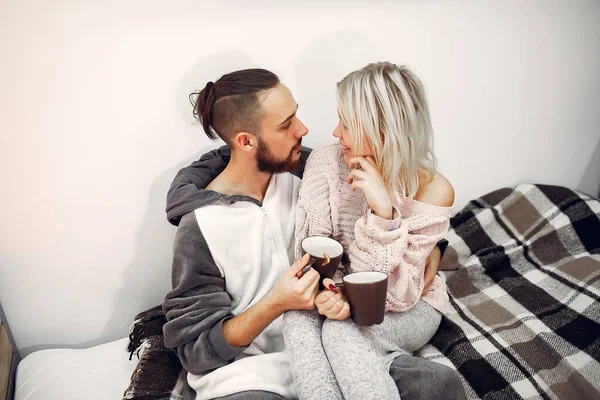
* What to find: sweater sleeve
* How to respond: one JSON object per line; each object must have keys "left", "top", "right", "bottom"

{"left": 295, "top": 153, "right": 346, "bottom": 281}
{"left": 162, "top": 212, "right": 247, "bottom": 375}
{"left": 348, "top": 202, "right": 451, "bottom": 312}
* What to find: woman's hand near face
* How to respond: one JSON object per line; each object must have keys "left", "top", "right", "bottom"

{"left": 347, "top": 156, "right": 393, "bottom": 220}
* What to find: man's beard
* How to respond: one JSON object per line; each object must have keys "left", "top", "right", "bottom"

{"left": 256, "top": 137, "right": 302, "bottom": 173}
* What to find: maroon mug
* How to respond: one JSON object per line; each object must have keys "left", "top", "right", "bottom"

{"left": 336, "top": 271, "right": 388, "bottom": 326}
{"left": 297, "top": 237, "right": 343, "bottom": 287}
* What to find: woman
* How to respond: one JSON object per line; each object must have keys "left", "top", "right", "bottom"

{"left": 283, "top": 62, "right": 463, "bottom": 400}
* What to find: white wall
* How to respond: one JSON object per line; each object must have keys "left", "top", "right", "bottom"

{"left": 578, "top": 139, "right": 600, "bottom": 198}
{"left": 1, "top": 0, "right": 599, "bottom": 356}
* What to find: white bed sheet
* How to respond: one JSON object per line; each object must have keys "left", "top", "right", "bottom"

{"left": 15, "top": 337, "right": 138, "bottom": 400}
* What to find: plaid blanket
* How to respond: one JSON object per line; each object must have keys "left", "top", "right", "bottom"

{"left": 123, "top": 305, "right": 194, "bottom": 400}
{"left": 417, "top": 183, "right": 600, "bottom": 399}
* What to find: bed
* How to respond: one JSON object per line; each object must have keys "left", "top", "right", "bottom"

{"left": 12, "top": 183, "right": 600, "bottom": 400}
{"left": 14, "top": 338, "right": 137, "bottom": 400}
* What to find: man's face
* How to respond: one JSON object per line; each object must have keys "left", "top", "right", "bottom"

{"left": 255, "top": 84, "right": 308, "bottom": 173}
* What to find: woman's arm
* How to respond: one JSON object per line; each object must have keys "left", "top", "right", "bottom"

{"left": 345, "top": 157, "right": 454, "bottom": 311}
{"left": 295, "top": 152, "right": 350, "bottom": 319}
{"left": 295, "top": 152, "right": 347, "bottom": 280}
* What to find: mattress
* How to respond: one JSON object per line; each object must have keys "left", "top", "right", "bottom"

{"left": 14, "top": 337, "right": 137, "bottom": 400}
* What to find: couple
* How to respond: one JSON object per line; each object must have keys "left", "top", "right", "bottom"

{"left": 162, "top": 63, "right": 466, "bottom": 400}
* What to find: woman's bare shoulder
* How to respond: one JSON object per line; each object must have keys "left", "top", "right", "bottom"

{"left": 414, "top": 171, "right": 454, "bottom": 207}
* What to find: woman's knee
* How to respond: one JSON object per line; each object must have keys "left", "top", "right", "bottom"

{"left": 431, "top": 363, "right": 466, "bottom": 400}
{"left": 389, "top": 356, "right": 466, "bottom": 400}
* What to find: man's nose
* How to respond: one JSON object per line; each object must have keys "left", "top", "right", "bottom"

{"left": 298, "top": 120, "right": 309, "bottom": 137}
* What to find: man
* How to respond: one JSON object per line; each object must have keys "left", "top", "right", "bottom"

{"left": 163, "top": 69, "right": 464, "bottom": 399}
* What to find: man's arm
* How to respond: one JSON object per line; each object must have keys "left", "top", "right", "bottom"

{"left": 163, "top": 212, "right": 239, "bottom": 375}
{"left": 437, "top": 238, "right": 449, "bottom": 258}
{"left": 222, "top": 253, "right": 319, "bottom": 347}
{"left": 221, "top": 296, "right": 284, "bottom": 347}
{"left": 421, "top": 239, "right": 448, "bottom": 296}
{"left": 166, "top": 146, "right": 231, "bottom": 226}
{"left": 163, "top": 213, "right": 320, "bottom": 374}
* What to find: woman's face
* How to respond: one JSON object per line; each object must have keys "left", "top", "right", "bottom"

{"left": 332, "top": 112, "right": 373, "bottom": 164}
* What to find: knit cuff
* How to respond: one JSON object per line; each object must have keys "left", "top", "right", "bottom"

{"left": 366, "top": 205, "right": 402, "bottom": 231}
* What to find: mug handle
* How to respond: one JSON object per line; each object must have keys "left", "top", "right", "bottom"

{"left": 325, "top": 282, "right": 344, "bottom": 292}
{"left": 296, "top": 257, "right": 316, "bottom": 278}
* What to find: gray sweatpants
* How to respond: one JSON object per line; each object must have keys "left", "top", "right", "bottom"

{"left": 283, "top": 301, "right": 442, "bottom": 400}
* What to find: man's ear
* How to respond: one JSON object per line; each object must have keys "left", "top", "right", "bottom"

{"left": 233, "top": 132, "right": 257, "bottom": 152}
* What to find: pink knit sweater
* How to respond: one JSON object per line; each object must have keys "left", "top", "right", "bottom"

{"left": 295, "top": 143, "right": 452, "bottom": 313}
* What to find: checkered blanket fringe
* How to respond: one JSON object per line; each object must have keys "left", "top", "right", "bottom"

{"left": 416, "top": 184, "right": 600, "bottom": 400}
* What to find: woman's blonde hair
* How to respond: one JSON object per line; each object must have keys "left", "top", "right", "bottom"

{"left": 337, "top": 62, "right": 436, "bottom": 201}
